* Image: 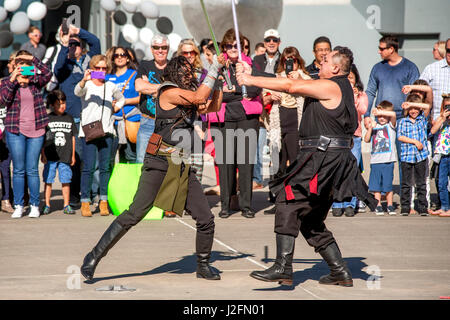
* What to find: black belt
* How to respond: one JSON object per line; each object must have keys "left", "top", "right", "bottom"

{"left": 299, "top": 136, "right": 352, "bottom": 151}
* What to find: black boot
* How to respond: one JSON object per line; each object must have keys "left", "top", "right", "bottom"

{"left": 81, "top": 220, "right": 128, "bottom": 281}
{"left": 318, "top": 242, "right": 353, "bottom": 287}
{"left": 250, "top": 234, "right": 295, "bottom": 285}
{"left": 196, "top": 232, "right": 221, "bottom": 280}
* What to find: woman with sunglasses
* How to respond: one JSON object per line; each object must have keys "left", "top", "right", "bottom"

{"left": 75, "top": 55, "right": 125, "bottom": 217}
{"left": 106, "top": 46, "right": 141, "bottom": 163}
{"left": 81, "top": 54, "right": 226, "bottom": 282}
{"left": 266, "top": 47, "right": 311, "bottom": 177}
{"left": 209, "top": 28, "right": 262, "bottom": 219}
{"left": 0, "top": 50, "right": 52, "bottom": 218}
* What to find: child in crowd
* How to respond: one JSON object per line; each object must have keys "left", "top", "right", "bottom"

{"left": 397, "top": 94, "right": 431, "bottom": 216}
{"left": 41, "top": 90, "right": 76, "bottom": 215}
{"left": 430, "top": 94, "right": 450, "bottom": 217}
{"left": 364, "top": 101, "right": 397, "bottom": 215}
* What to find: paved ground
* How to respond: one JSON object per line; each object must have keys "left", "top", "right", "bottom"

{"left": 0, "top": 153, "right": 449, "bottom": 301}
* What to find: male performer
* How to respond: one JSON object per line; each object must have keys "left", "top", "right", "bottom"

{"left": 236, "top": 46, "right": 377, "bottom": 287}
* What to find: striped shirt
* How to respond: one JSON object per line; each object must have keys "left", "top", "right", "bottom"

{"left": 420, "top": 59, "right": 450, "bottom": 120}
{"left": 0, "top": 57, "right": 52, "bottom": 134}
{"left": 397, "top": 113, "right": 429, "bottom": 163}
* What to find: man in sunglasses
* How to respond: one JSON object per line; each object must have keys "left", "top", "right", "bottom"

{"left": 20, "top": 26, "right": 46, "bottom": 61}
{"left": 420, "top": 38, "right": 450, "bottom": 123}
{"left": 253, "top": 29, "right": 281, "bottom": 74}
{"left": 54, "top": 23, "right": 101, "bottom": 209}
{"left": 134, "top": 34, "right": 170, "bottom": 163}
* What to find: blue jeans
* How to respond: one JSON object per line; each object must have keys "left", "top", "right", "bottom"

{"left": 6, "top": 131, "right": 44, "bottom": 207}
{"left": 253, "top": 127, "right": 266, "bottom": 184}
{"left": 70, "top": 120, "right": 83, "bottom": 205}
{"left": 136, "top": 116, "right": 155, "bottom": 163}
{"left": 80, "top": 136, "right": 113, "bottom": 202}
{"left": 332, "top": 137, "right": 361, "bottom": 209}
{"left": 438, "top": 155, "right": 450, "bottom": 211}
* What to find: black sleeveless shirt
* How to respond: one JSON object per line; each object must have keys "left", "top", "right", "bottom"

{"left": 298, "top": 75, "right": 357, "bottom": 139}
{"left": 154, "top": 82, "right": 196, "bottom": 150}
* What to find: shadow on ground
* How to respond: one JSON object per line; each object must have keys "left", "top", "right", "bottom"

{"left": 85, "top": 250, "right": 253, "bottom": 284}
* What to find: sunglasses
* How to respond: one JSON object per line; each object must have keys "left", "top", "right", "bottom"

{"left": 264, "top": 38, "right": 280, "bottom": 43}
{"left": 181, "top": 50, "right": 196, "bottom": 56}
{"left": 225, "top": 44, "right": 238, "bottom": 50}
{"left": 113, "top": 53, "right": 128, "bottom": 59}
{"left": 244, "top": 45, "right": 249, "bottom": 49}
{"left": 94, "top": 67, "right": 107, "bottom": 71}
{"left": 378, "top": 46, "right": 391, "bottom": 51}
{"left": 152, "top": 45, "right": 168, "bottom": 51}
{"left": 446, "top": 48, "right": 450, "bottom": 54}
{"left": 69, "top": 42, "right": 81, "bottom": 47}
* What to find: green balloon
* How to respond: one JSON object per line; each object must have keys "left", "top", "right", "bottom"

{"left": 108, "top": 163, "right": 163, "bottom": 220}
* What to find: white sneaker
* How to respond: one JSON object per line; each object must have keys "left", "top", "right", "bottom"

{"left": 28, "top": 205, "right": 40, "bottom": 218}
{"left": 11, "top": 205, "right": 24, "bottom": 219}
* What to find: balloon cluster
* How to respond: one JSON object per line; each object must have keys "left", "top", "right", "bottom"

{"left": 0, "top": 0, "right": 67, "bottom": 48}
{"left": 100, "top": 0, "right": 182, "bottom": 59}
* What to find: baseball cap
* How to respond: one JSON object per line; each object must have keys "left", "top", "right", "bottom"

{"left": 264, "top": 29, "right": 280, "bottom": 39}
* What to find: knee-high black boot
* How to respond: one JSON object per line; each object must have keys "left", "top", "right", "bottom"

{"left": 196, "top": 232, "right": 221, "bottom": 280}
{"left": 250, "top": 234, "right": 295, "bottom": 285}
{"left": 81, "top": 220, "right": 128, "bottom": 281}
{"left": 318, "top": 242, "right": 353, "bottom": 287}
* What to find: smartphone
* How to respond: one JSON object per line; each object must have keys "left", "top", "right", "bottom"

{"left": 285, "top": 59, "right": 294, "bottom": 75}
{"left": 90, "top": 71, "right": 106, "bottom": 80}
{"left": 21, "top": 66, "right": 35, "bottom": 76}
{"left": 62, "top": 18, "right": 69, "bottom": 35}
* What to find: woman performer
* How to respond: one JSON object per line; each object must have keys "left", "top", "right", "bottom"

{"left": 80, "top": 54, "right": 225, "bottom": 282}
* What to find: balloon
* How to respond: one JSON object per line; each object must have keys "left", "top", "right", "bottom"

{"left": 0, "top": 31, "right": 14, "bottom": 48}
{"left": 121, "top": 1, "right": 137, "bottom": 13}
{"left": 156, "top": 16, "right": 173, "bottom": 35}
{"left": 10, "top": 11, "right": 30, "bottom": 35}
{"left": 43, "top": 0, "right": 64, "bottom": 10}
{"left": 132, "top": 12, "right": 146, "bottom": 29}
{"left": 140, "top": 0, "right": 159, "bottom": 19}
{"left": 4, "top": 0, "right": 22, "bottom": 12}
{"left": 133, "top": 41, "right": 146, "bottom": 60}
{"left": 0, "top": 7, "right": 8, "bottom": 23}
{"left": 122, "top": 24, "right": 139, "bottom": 44}
{"left": 122, "top": 0, "right": 142, "bottom": 6}
{"left": 139, "top": 27, "right": 153, "bottom": 46}
{"left": 100, "top": 0, "right": 116, "bottom": 12}
{"left": 27, "top": 2, "right": 47, "bottom": 21}
{"left": 113, "top": 10, "right": 127, "bottom": 26}
{"left": 168, "top": 33, "right": 181, "bottom": 50}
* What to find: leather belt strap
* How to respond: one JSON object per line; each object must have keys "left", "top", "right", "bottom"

{"left": 142, "top": 113, "right": 155, "bottom": 119}
{"left": 299, "top": 136, "right": 352, "bottom": 151}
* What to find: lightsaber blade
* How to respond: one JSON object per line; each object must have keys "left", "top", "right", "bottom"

{"left": 199, "top": 0, "right": 233, "bottom": 90}
{"left": 230, "top": 0, "right": 247, "bottom": 98}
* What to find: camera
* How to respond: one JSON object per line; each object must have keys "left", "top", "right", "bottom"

{"left": 285, "top": 59, "right": 294, "bottom": 75}
{"left": 90, "top": 71, "right": 105, "bottom": 80}
{"left": 21, "top": 66, "right": 35, "bottom": 76}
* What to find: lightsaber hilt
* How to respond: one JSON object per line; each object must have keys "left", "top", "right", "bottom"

{"left": 200, "top": 0, "right": 233, "bottom": 90}
{"left": 230, "top": 0, "right": 247, "bottom": 98}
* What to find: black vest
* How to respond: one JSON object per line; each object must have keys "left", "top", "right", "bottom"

{"left": 298, "top": 75, "right": 357, "bottom": 139}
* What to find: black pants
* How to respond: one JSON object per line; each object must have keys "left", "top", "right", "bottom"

{"left": 115, "top": 154, "right": 215, "bottom": 254}
{"left": 215, "top": 118, "right": 259, "bottom": 211}
{"left": 274, "top": 185, "right": 335, "bottom": 253}
{"left": 400, "top": 159, "right": 428, "bottom": 212}
{"left": 279, "top": 132, "right": 299, "bottom": 174}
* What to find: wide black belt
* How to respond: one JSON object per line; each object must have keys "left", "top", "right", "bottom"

{"left": 299, "top": 136, "right": 352, "bottom": 151}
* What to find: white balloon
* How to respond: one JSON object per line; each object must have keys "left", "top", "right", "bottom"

{"left": 0, "top": 7, "right": 8, "bottom": 22}
{"left": 10, "top": 11, "right": 30, "bottom": 35}
{"left": 168, "top": 33, "right": 181, "bottom": 50}
{"left": 140, "top": 0, "right": 159, "bottom": 19}
{"left": 139, "top": 27, "right": 154, "bottom": 46}
{"left": 27, "top": 2, "right": 47, "bottom": 21}
{"left": 4, "top": 0, "right": 22, "bottom": 12}
{"left": 123, "top": 0, "right": 142, "bottom": 6}
{"left": 100, "top": 0, "right": 116, "bottom": 12}
{"left": 121, "top": 2, "right": 137, "bottom": 13}
{"left": 122, "top": 24, "right": 139, "bottom": 43}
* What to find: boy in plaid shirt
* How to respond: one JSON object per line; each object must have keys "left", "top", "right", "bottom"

{"left": 397, "top": 94, "right": 431, "bottom": 216}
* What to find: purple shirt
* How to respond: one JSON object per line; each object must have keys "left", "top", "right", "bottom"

{"left": 19, "top": 87, "right": 45, "bottom": 138}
